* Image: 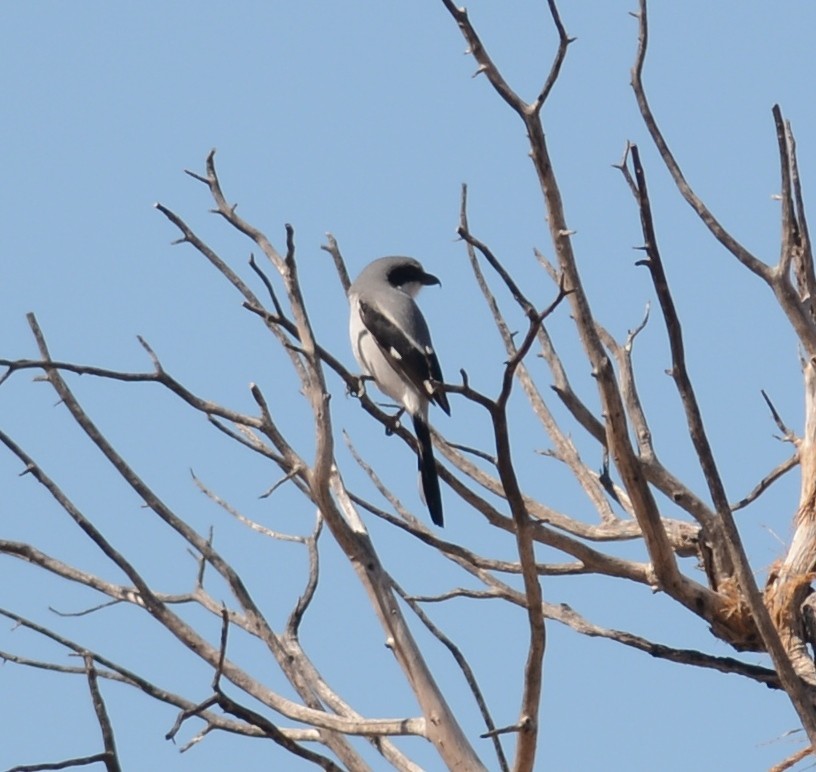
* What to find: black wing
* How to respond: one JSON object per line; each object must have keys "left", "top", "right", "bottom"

{"left": 359, "top": 299, "right": 450, "bottom": 415}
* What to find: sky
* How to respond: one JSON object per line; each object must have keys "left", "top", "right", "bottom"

{"left": 2, "top": 1, "right": 816, "bottom": 770}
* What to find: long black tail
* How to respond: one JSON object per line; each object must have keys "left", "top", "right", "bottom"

{"left": 412, "top": 414, "right": 444, "bottom": 527}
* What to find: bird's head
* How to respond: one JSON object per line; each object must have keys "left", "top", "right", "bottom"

{"left": 380, "top": 256, "right": 440, "bottom": 298}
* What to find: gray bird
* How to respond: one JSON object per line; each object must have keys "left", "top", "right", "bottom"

{"left": 348, "top": 256, "right": 451, "bottom": 526}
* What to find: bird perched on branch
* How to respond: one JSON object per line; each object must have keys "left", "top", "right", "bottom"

{"left": 348, "top": 256, "right": 451, "bottom": 526}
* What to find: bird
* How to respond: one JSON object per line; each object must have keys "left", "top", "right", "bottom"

{"left": 348, "top": 256, "right": 451, "bottom": 526}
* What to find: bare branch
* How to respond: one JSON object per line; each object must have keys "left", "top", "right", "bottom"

{"left": 154, "top": 199, "right": 264, "bottom": 304}
{"left": 730, "top": 455, "right": 799, "bottom": 512}
{"left": 625, "top": 142, "right": 816, "bottom": 743}
{"left": 629, "top": 2, "right": 769, "bottom": 281}
{"left": 440, "top": 1, "right": 527, "bottom": 116}
{"left": 787, "top": 120, "right": 816, "bottom": 308}
{"left": 82, "top": 654, "right": 122, "bottom": 772}
{"left": 7, "top": 9, "right": 815, "bottom": 766}
{"left": 7, "top": 754, "right": 110, "bottom": 772}
{"left": 191, "top": 470, "right": 307, "bottom": 542}
{"left": 768, "top": 743, "right": 812, "bottom": 772}
{"left": 187, "top": 149, "right": 286, "bottom": 274}
{"left": 774, "top": 104, "right": 798, "bottom": 279}
{"left": 0, "top": 609, "right": 269, "bottom": 742}
{"left": 762, "top": 389, "right": 800, "bottom": 444}
{"left": 458, "top": 187, "right": 534, "bottom": 313}
{"left": 392, "top": 582, "right": 510, "bottom": 772}
{"left": 530, "top": 0, "right": 573, "bottom": 113}
{"left": 624, "top": 144, "right": 732, "bottom": 551}
{"left": 207, "top": 609, "right": 344, "bottom": 772}
{"left": 248, "top": 252, "right": 284, "bottom": 317}
{"left": 286, "top": 513, "right": 324, "bottom": 637}
{"left": 321, "top": 233, "right": 351, "bottom": 294}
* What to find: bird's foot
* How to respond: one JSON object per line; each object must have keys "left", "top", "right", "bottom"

{"left": 385, "top": 408, "right": 405, "bottom": 436}
{"left": 348, "top": 374, "right": 372, "bottom": 399}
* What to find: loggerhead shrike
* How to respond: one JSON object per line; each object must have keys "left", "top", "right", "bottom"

{"left": 348, "top": 256, "right": 451, "bottom": 526}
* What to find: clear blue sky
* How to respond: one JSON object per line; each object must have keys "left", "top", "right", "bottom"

{"left": 2, "top": 2, "right": 816, "bottom": 770}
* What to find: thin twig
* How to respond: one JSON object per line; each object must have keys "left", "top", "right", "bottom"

{"left": 629, "top": 2, "right": 768, "bottom": 281}
{"left": 82, "top": 653, "right": 122, "bottom": 772}
{"left": 730, "top": 455, "right": 798, "bottom": 512}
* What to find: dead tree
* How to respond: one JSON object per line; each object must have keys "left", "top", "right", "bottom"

{"left": 3, "top": 2, "right": 816, "bottom": 770}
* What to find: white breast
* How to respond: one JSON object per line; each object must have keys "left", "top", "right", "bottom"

{"left": 348, "top": 296, "right": 423, "bottom": 416}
